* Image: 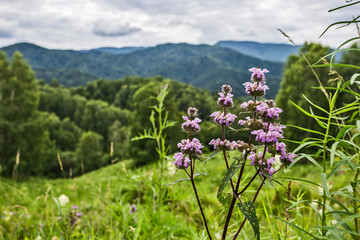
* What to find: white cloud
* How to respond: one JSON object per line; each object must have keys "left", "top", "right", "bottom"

{"left": 93, "top": 22, "right": 141, "bottom": 37}
{"left": 0, "top": 0, "right": 357, "bottom": 49}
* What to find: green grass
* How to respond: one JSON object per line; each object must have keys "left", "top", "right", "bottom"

{"left": 0, "top": 155, "right": 354, "bottom": 239}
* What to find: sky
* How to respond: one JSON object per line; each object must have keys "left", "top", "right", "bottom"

{"left": 0, "top": 0, "right": 358, "bottom": 50}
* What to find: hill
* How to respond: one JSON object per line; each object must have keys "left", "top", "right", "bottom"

{"left": 216, "top": 41, "right": 299, "bottom": 62}
{"left": 1, "top": 42, "right": 285, "bottom": 97}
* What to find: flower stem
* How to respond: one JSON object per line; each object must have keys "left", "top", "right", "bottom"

{"left": 190, "top": 174, "right": 212, "bottom": 240}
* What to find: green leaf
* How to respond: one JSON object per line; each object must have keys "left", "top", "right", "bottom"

{"left": 313, "top": 63, "right": 360, "bottom": 70}
{"left": 164, "top": 173, "right": 207, "bottom": 186}
{"left": 290, "top": 100, "right": 328, "bottom": 120}
{"left": 271, "top": 215, "right": 318, "bottom": 239}
{"left": 204, "top": 150, "right": 220, "bottom": 163}
{"left": 217, "top": 156, "right": 242, "bottom": 208}
{"left": 350, "top": 73, "right": 360, "bottom": 85}
{"left": 296, "top": 154, "right": 324, "bottom": 171}
{"left": 330, "top": 142, "right": 340, "bottom": 167}
{"left": 286, "top": 124, "right": 325, "bottom": 136}
{"left": 237, "top": 201, "right": 260, "bottom": 239}
{"left": 52, "top": 196, "right": 63, "bottom": 218}
{"left": 302, "top": 94, "right": 329, "bottom": 114}
{"left": 320, "top": 173, "right": 329, "bottom": 196}
{"left": 333, "top": 214, "right": 360, "bottom": 228}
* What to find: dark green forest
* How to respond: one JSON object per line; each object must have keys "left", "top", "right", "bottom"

{"left": 0, "top": 42, "right": 358, "bottom": 179}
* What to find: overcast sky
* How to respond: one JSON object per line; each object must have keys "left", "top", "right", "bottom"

{"left": 0, "top": 0, "right": 358, "bottom": 50}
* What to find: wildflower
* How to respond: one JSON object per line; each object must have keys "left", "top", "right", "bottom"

{"left": 58, "top": 194, "right": 69, "bottom": 206}
{"left": 248, "top": 151, "right": 277, "bottom": 177}
{"left": 177, "top": 138, "right": 203, "bottom": 156}
{"left": 249, "top": 67, "right": 269, "bottom": 82}
{"left": 72, "top": 205, "right": 78, "bottom": 210}
{"left": 130, "top": 204, "right": 137, "bottom": 215}
{"left": 251, "top": 127, "right": 284, "bottom": 144}
{"left": 209, "top": 138, "right": 239, "bottom": 151}
{"left": 210, "top": 111, "right": 237, "bottom": 126}
{"left": 243, "top": 81, "right": 269, "bottom": 97}
{"left": 182, "top": 116, "right": 201, "bottom": 134}
{"left": 238, "top": 116, "right": 264, "bottom": 130}
{"left": 217, "top": 92, "right": 234, "bottom": 108}
{"left": 240, "top": 100, "right": 258, "bottom": 112}
{"left": 256, "top": 102, "right": 282, "bottom": 122}
{"left": 173, "top": 152, "right": 191, "bottom": 169}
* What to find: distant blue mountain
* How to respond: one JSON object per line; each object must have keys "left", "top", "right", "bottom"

{"left": 80, "top": 46, "right": 145, "bottom": 54}
{"left": 216, "top": 41, "right": 299, "bottom": 62}
{"left": 1, "top": 42, "right": 285, "bottom": 97}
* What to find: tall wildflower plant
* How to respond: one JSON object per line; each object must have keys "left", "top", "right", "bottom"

{"left": 171, "top": 68, "right": 296, "bottom": 239}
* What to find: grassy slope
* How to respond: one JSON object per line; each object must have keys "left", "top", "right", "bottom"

{"left": 0, "top": 154, "right": 352, "bottom": 239}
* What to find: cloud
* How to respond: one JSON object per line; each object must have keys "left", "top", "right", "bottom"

{"left": 0, "top": 0, "right": 357, "bottom": 49}
{"left": 0, "top": 18, "right": 18, "bottom": 38}
{"left": 93, "top": 21, "right": 141, "bottom": 37}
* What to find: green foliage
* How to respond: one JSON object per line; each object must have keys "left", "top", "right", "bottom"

{"left": 237, "top": 201, "right": 260, "bottom": 239}
{"left": 0, "top": 51, "right": 57, "bottom": 177}
{"left": 75, "top": 131, "right": 104, "bottom": 174}
{"left": 276, "top": 43, "right": 332, "bottom": 146}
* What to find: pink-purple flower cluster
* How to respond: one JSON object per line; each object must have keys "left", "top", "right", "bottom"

{"left": 209, "top": 138, "right": 239, "bottom": 151}
{"left": 173, "top": 107, "right": 205, "bottom": 170}
{"left": 243, "top": 81, "right": 269, "bottom": 97}
{"left": 275, "top": 142, "right": 296, "bottom": 164}
{"left": 248, "top": 151, "right": 276, "bottom": 176}
{"left": 218, "top": 92, "right": 234, "bottom": 108}
{"left": 256, "top": 101, "right": 282, "bottom": 122}
{"left": 236, "top": 67, "right": 296, "bottom": 176}
{"left": 173, "top": 152, "right": 191, "bottom": 169}
{"left": 249, "top": 67, "right": 269, "bottom": 82}
{"left": 182, "top": 116, "right": 201, "bottom": 135}
{"left": 177, "top": 138, "right": 204, "bottom": 156}
{"left": 210, "top": 111, "right": 237, "bottom": 126}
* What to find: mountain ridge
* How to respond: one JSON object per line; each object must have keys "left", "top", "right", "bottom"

{"left": 0, "top": 41, "right": 286, "bottom": 97}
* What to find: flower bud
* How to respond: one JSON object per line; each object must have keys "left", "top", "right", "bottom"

{"left": 187, "top": 107, "right": 198, "bottom": 117}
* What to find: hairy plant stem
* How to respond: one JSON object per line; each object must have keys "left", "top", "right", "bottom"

{"left": 186, "top": 157, "right": 212, "bottom": 240}
{"left": 222, "top": 106, "right": 236, "bottom": 192}
{"left": 221, "top": 97, "right": 257, "bottom": 240}
{"left": 232, "top": 177, "right": 266, "bottom": 240}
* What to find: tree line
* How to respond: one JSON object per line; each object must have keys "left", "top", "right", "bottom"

{"left": 0, "top": 42, "right": 357, "bottom": 178}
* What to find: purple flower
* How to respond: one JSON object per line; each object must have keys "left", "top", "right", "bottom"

{"left": 75, "top": 212, "right": 82, "bottom": 217}
{"left": 210, "top": 111, "right": 237, "bottom": 126}
{"left": 217, "top": 92, "right": 234, "bottom": 108}
{"left": 249, "top": 67, "right": 269, "bottom": 81}
{"left": 173, "top": 152, "right": 191, "bottom": 169}
{"left": 248, "top": 152, "right": 277, "bottom": 177}
{"left": 209, "top": 138, "right": 239, "bottom": 151}
{"left": 243, "top": 81, "right": 269, "bottom": 97}
{"left": 72, "top": 205, "right": 78, "bottom": 210}
{"left": 281, "top": 152, "right": 297, "bottom": 163}
{"left": 177, "top": 138, "right": 203, "bottom": 156}
{"left": 275, "top": 142, "right": 287, "bottom": 156}
{"left": 182, "top": 116, "right": 201, "bottom": 135}
{"left": 256, "top": 103, "right": 282, "bottom": 122}
{"left": 251, "top": 124, "right": 284, "bottom": 144}
{"left": 130, "top": 204, "right": 137, "bottom": 215}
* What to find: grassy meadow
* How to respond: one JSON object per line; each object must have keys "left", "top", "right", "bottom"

{"left": 0, "top": 152, "right": 354, "bottom": 239}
